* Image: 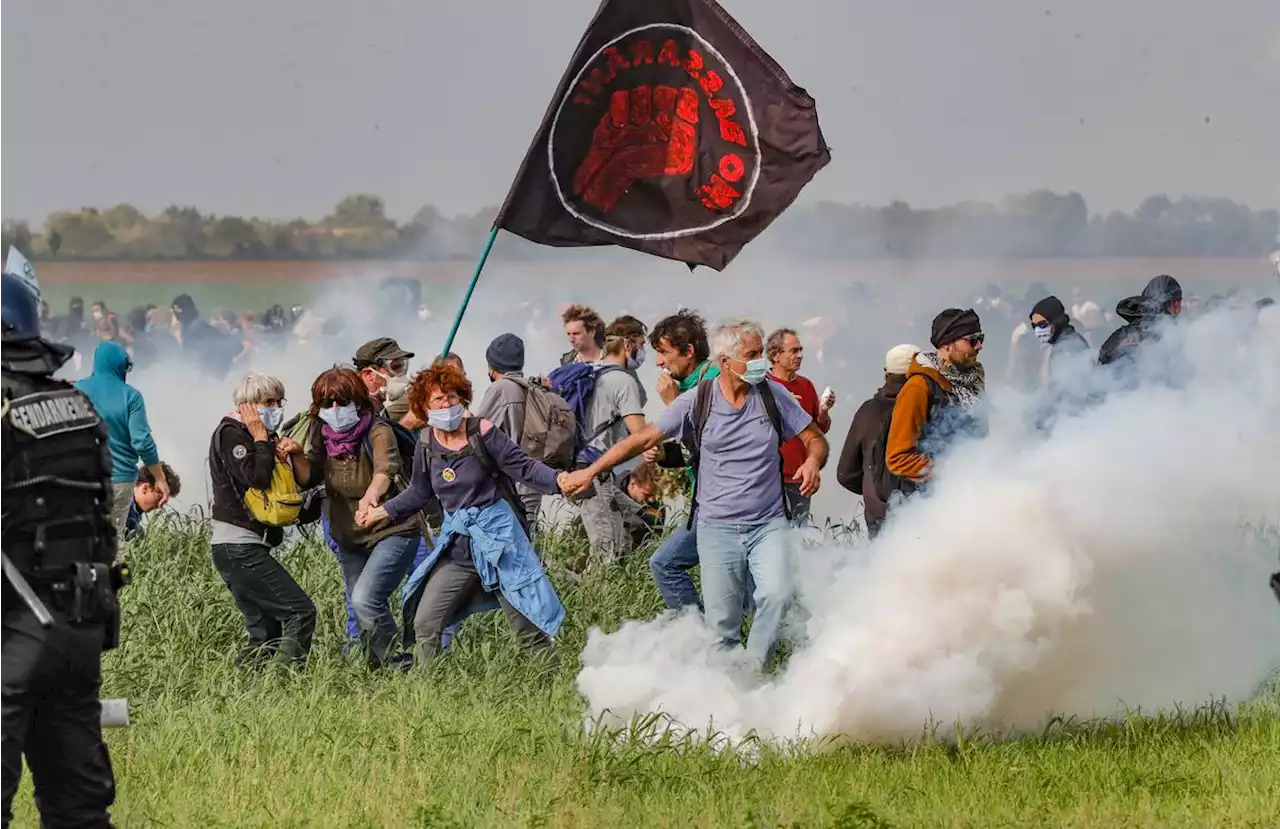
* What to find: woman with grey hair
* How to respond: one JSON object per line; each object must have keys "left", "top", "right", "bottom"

{"left": 207, "top": 371, "right": 316, "bottom": 667}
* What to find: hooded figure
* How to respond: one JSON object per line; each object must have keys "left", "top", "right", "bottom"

{"left": 837, "top": 344, "right": 919, "bottom": 536}
{"left": 74, "top": 341, "right": 161, "bottom": 486}
{"left": 1029, "top": 296, "right": 1090, "bottom": 387}
{"left": 1098, "top": 275, "right": 1182, "bottom": 367}
{"left": 171, "top": 293, "right": 234, "bottom": 378}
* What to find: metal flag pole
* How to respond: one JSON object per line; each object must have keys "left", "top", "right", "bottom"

{"left": 440, "top": 225, "right": 499, "bottom": 357}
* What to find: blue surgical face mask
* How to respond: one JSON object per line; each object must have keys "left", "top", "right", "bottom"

{"left": 257, "top": 405, "right": 284, "bottom": 434}
{"left": 627, "top": 345, "right": 646, "bottom": 371}
{"left": 318, "top": 403, "right": 360, "bottom": 432}
{"left": 427, "top": 403, "right": 465, "bottom": 432}
{"left": 735, "top": 358, "right": 770, "bottom": 385}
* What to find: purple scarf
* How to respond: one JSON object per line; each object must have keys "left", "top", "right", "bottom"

{"left": 321, "top": 410, "right": 374, "bottom": 459}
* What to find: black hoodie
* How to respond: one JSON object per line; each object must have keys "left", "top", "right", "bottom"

{"left": 1029, "top": 295, "right": 1090, "bottom": 379}
{"left": 172, "top": 294, "right": 235, "bottom": 378}
{"left": 837, "top": 374, "right": 907, "bottom": 527}
{"left": 1098, "top": 275, "right": 1182, "bottom": 367}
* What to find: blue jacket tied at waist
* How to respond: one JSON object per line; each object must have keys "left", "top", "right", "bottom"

{"left": 404, "top": 499, "right": 564, "bottom": 637}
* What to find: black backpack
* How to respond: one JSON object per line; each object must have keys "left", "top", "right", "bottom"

{"left": 683, "top": 378, "right": 790, "bottom": 530}
{"left": 425, "top": 417, "right": 532, "bottom": 539}
{"left": 361, "top": 415, "right": 444, "bottom": 527}
{"left": 867, "top": 374, "right": 941, "bottom": 503}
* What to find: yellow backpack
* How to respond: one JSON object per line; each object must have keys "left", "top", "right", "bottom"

{"left": 243, "top": 458, "right": 304, "bottom": 527}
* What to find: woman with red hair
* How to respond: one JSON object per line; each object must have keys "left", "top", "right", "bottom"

{"left": 358, "top": 364, "right": 567, "bottom": 666}
{"left": 291, "top": 367, "right": 423, "bottom": 669}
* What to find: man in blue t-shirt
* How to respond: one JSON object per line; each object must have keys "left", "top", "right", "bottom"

{"left": 562, "top": 319, "right": 828, "bottom": 669}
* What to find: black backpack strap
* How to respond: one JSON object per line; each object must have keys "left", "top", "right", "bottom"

{"left": 465, "top": 418, "right": 532, "bottom": 539}
{"left": 683, "top": 378, "right": 717, "bottom": 530}
{"left": 756, "top": 381, "right": 793, "bottom": 523}
{"left": 757, "top": 380, "right": 786, "bottom": 445}
{"left": 578, "top": 364, "right": 629, "bottom": 445}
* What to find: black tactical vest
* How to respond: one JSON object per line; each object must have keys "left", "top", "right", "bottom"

{"left": 1, "top": 369, "right": 117, "bottom": 577}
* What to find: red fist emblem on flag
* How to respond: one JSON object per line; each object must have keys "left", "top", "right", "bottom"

{"left": 572, "top": 85, "right": 700, "bottom": 214}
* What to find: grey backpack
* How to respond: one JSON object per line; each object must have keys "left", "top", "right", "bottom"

{"left": 508, "top": 376, "right": 577, "bottom": 469}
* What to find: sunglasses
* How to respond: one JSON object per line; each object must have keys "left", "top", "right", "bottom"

{"left": 1031, "top": 320, "right": 1052, "bottom": 330}
{"left": 965, "top": 333, "right": 985, "bottom": 347}
{"left": 318, "top": 397, "right": 352, "bottom": 408}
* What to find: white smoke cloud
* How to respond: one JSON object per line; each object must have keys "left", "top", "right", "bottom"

{"left": 577, "top": 309, "right": 1280, "bottom": 745}
{"left": 70, "top": 258, "right": 1280, "bottom": 746}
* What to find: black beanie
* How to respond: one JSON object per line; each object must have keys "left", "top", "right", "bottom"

{"left": 1030, "top": 295, "right": 1069, "bottom": 327}
{"left": 485, "top": 333, "right": 525, "bottom": 374}
{"left": 930, "top": 308, "right": 982, "bottom": 348}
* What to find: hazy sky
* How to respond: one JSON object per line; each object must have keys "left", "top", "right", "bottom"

{"left": 3, "top": 0, "right": 1278, "bottom": 223}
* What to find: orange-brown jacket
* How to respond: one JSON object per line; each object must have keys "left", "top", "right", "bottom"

{"left": 885, "top": 357, "right": 952, "bottom": 482}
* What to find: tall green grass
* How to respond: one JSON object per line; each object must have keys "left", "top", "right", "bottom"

{"left": 11, "top": 515, "right": 1280, "bottom": 827}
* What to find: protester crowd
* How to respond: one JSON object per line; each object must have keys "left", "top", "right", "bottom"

{"left": 55, "top": 273, "right": 1279, "bottom": 674}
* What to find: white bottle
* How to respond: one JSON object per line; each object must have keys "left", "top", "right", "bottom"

{"left": 100, "top": 698, "right": 130, "bottom": 728}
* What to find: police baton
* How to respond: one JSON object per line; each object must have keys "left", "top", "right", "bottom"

{"left": 1, "top": 552, "right": 54, "bottom": 628}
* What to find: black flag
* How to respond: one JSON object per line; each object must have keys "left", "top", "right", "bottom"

{"left": 495, "top": 0, "right": 830, "bottom": 271}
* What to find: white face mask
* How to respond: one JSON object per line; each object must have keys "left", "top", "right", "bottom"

{"left": 318, "top": 403, "right": 360, "bottom": 432}
{"left": 1032, "top": 324, "right": 1054, "bottom": 345}
{"left": 380, "top": 371, "right": 410, "bottom": 401}
{"left": 257, "top": 405, "right": 284, "bottom": 434}
{"left": 627, "top": 345, "right": 646, "bottom": 371}
{"left": 427, "top": 403, "right": 465, "bottom": 432}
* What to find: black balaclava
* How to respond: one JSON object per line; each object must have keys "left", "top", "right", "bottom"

{"left": 1030, "top": 295, "right": 1070, "bottom": 341}
{"left": 171, "top": 294, "right": 199, "bottom": 327}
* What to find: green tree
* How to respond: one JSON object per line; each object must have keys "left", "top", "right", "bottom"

{"left": 1, "top": 220, "right": 33, "bottom": 255}
{"left": 102, "top": 203, "right": 147, "bottom": 233}
{"left": 204, "top": 216, "right": 263, "bottom": 257}
{"left": 44, "top": 210, "right": 114, "bottom": 256}
{"left": 327, "top": 194, "right": 394, "bottom": 230}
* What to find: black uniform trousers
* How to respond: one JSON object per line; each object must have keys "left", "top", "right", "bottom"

{"left": 2, "top": 598, "right": 115, "bottom": 829}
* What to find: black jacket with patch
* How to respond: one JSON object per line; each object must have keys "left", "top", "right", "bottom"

{"left": 208, "top": 416, "right": 278, "bottom": 539}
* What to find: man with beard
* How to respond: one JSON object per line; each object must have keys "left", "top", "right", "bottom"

{"left": 884, "top": 309, "right": 987, "bottom": 497}
{"left": 837, "top": 344, "right": 918, "bottom": 538}
{"left": 1097, "top": 275, "right": 1182, "bottom": 370}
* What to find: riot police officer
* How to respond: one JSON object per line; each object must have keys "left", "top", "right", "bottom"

{"left": 2, "top": 271, "right": 120, "bottom": 828}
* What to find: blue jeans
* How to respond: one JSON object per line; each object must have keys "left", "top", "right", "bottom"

{"left": 327, "top": 517, "right": 450, "bottom": 650}
{"left": 336, "top": 533, "right": 418, "bottom": 666}
{"left": 649, "top": 525, "right": 701, "bottom": 610}
{"left": 649, "top": 524, "right": 757, "bottom": 613}
{"left": 322, "top": 515, "right": 359, "bottom": 640}
{"left": 696, "top": 517, "right": 793, "bottom": 669}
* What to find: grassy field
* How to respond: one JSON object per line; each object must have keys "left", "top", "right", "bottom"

{"left": 11, "top": 516, "right": 1280, "bottom": 828}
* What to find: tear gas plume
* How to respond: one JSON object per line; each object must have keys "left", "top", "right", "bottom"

{"left": 79, "top": 255, "right": 1280, "bottom": 748}
{"left": 577, "top": 303, "right": 1280, "bottom": 746}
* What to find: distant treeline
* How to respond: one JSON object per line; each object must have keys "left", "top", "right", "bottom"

{"left": 3, "top": 191, "right": 1277, "bottom": 262}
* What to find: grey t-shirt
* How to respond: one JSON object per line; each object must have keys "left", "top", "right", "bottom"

{"left": 584, "top": 364, "right": 645, "bottom": 453}
{"left": 656, "top": 381, "right": 812, "bottom": 524}
{"left": 473, "top": 373, "right": 528, "bottom": 444}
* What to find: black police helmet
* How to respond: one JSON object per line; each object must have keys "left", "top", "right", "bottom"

{"left": 2, "top": 272, "right": 40, "bottom": 339}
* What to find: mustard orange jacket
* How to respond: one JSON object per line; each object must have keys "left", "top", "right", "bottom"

{"left": 885, "top": 359, "right": 952, "bottom": 482}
